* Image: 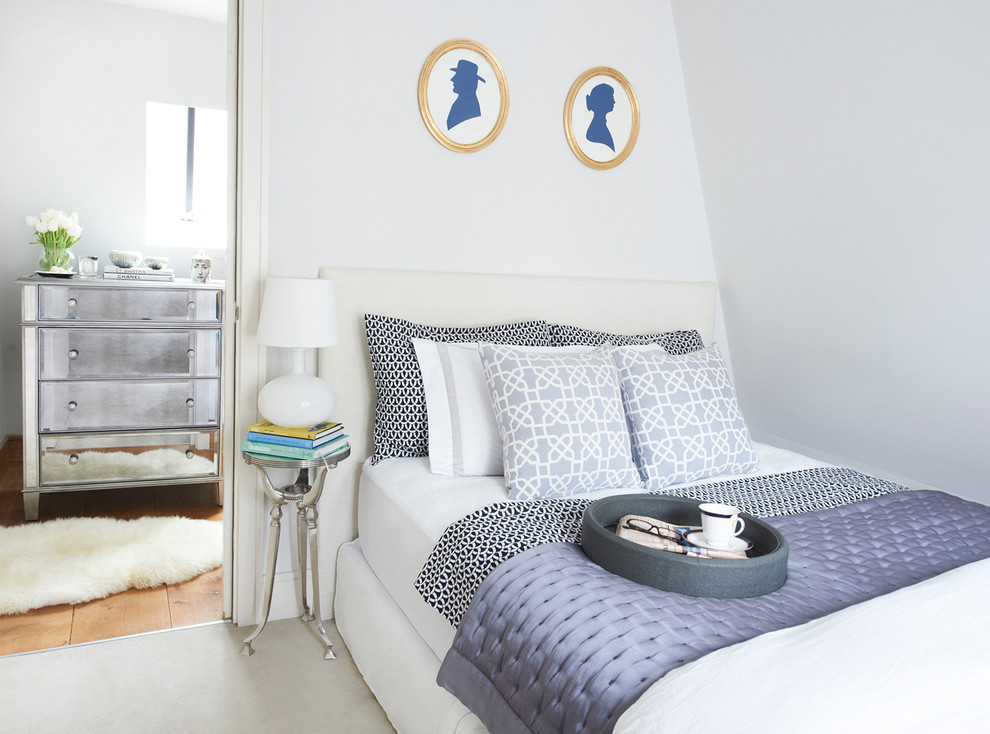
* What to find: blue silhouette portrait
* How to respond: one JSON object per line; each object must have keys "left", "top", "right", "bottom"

{"left": 447, "top": 59, "right": 486, "bottom": 130}
{"left": 585, "top": 83, "right": 616, "bottom": 152}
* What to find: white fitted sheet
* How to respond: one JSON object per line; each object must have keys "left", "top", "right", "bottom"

{"left": 357, "top": 442, "right": 828, "bottom": 660}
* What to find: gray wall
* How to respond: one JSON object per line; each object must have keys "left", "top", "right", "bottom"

{"left": 266, "top": 0, "right": 718, "bottom": 290}
{"left": 0, "top": 0, "right": 226, "bottom": 438}
{"left": 672, "top": 0, "right": 990, "bottom": 502}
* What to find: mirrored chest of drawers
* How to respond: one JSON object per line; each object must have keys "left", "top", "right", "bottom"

{"left": 19, "top": 276, "right": 224, "bottom": 521}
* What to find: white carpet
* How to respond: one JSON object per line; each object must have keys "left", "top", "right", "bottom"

{"left": 0, "top": 516, "right": 222, "bottom": 615}
{"left": 0, "top": 620, "right": 395, "bottom": 734}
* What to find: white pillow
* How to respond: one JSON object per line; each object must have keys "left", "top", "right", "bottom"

{"left": 480, "top": 343, "right": 643, "bottom": 500}
{"left": 412, "top": 340, "right": 595, "bottom": 477}
{"left": 413, "top": 339, "right": 501, "bottom": 476}
{"left": 612, "top": 343, "right": 759, "bottom": 490}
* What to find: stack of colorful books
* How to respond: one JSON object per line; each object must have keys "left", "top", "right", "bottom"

{"left": 241, "top": 420, "right": 348, "bottom": 460}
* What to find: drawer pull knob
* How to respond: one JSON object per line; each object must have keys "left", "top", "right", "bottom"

{"left": 68, "top": 349, "right": 79, "bottom": 360}
{"left": 67, "top": 401, "right": 78, "bottom": 412}
{"left": 186, "top": 450, "right": 195, "bottom": 459}
{"left": 68, "top": 453, "right": 79, "bottom": 465}
{"left": 186, "top": 398, "right": 195, "bottom": 407}
{"left": 187, "top": 348, "right": 195, "bottom": 358}
{"left": 67, "top": 298, "right": 78, "bottom": 308}
{"left": 187, "top": 302, "right": 196, "bottom": 311}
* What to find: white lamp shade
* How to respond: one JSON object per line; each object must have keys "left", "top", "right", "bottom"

{"left": 256, "top": 277, "right": 339, "bottom": 348}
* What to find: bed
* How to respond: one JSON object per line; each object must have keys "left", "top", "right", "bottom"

{"left": 318, "top": 267, "right": 990, "bottom": 733}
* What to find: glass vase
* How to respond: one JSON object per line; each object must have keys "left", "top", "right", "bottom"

{"left": 39, "top": 247, "right": 76, "bottom": 273}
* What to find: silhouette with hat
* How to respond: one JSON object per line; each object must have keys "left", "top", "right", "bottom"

{"left": 585, "top": 83, "right": 616, "bottom": 152}
{"left": 447, "top": 59, "right": 486, "bottom": 130}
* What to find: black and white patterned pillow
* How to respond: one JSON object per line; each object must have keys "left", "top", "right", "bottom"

{"left": 549, "top": 323, "right": 705, "bottom": 354}
{"left": 365, "top": 315, "right": 551, "bottom": 463}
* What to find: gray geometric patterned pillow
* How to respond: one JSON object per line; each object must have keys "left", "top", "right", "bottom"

{"left": 612, "top": 344, "right": 758, "bottom": 490}
{"left": 549, "top": 323, "right": 705, "bottom": 354}
{"left": 480, "top": 344, "right": 643, "bottom": 500}
{"left": 365, "top": 315, "right": 551, "bottom": 463}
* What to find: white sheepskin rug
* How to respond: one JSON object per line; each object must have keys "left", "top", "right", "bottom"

{"left": 0, "top": 516, "right": 222, "bottom": 616}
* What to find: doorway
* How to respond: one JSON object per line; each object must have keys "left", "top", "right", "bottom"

{"left": 0, "top": 0, "right": 239, "bottom": 655}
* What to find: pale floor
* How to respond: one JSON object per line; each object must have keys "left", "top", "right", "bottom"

{"left": 1, "top": 617, "right": 396, "bottom": 733}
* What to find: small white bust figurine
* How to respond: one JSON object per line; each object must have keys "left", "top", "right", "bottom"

{"left": 191, "top": 250, "right": 212, "bottom": 283}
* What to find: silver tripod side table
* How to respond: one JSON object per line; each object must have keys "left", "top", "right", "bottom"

{"left": 240, "top": 447, "right": 350, "bottom": 660}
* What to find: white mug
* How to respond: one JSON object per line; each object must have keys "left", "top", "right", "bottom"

{"left": 699, "top": 503, "right": 745, "bottom": 547}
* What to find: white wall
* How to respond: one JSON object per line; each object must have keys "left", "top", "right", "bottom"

{"left": 262, "top": 0, "right": 718, "bottom": 609}
{"left": 267, "top": 0, "right": 716, "bottom": 289}
{"left": 672, "top": 0, "right": 990, "bottom": 502}
{"left": 0, "top": 0, "right": 226, "bottom": 438}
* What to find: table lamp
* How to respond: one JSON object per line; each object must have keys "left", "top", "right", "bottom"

{"left": 255, "top": 277, "right": 339, "bottom": 428}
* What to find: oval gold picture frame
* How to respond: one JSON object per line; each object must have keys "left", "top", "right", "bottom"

{"left": 418, "top": 39, "right": 509, "bottom": 153}
{"left": 564, "top": 67, "right": 640, "bottom": 170}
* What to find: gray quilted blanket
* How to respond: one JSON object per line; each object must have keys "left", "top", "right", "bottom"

{"left": 436, "top": 488, "right": 990, "bottom": 734}
{"left": 417, "top": 467, "right": 904, "bottom": 626}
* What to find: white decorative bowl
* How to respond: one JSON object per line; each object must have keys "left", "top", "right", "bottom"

{"left": 108, "top": 250, "right": 143, "bottom": 268}
{"left": 144, "top": 256, "right": 169, "bottom": 270}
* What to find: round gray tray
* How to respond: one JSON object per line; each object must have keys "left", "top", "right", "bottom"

{"left": 582, "top": 494, "right": 788, "bottom": 598}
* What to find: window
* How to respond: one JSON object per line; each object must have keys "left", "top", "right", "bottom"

{"left": 145, "top": 101, "right": 227, "bottom": 250}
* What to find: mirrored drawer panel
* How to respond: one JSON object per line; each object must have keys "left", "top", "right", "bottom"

{"left": 39, "top": 379, "right": 220, "bottom": 432}
{"left": 38, "top": 285, "right": 222, "bottom": 323}
{"left": 39, "top": 430, "right": 220, "bottom": 486}
{"left": 39, "top": 328, "right": 221, "bottom": 379}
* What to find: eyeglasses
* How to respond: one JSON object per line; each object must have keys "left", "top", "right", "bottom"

{"left": 621, "top": 516, "right": 696, "bottom": 542}
{"left": 622, "top": 517, "right": 678, "bottom": 542}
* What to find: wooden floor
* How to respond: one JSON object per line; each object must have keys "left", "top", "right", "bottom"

{"left": 0, "top": 463, "right": 224, "bottom": 657}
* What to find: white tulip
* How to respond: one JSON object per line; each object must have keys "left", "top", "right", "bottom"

{"left": 25, "top": 208, "right": 83, "bottom": 243}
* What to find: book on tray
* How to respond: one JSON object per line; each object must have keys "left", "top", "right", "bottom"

{"left": 241, "top": 434, "right": 349, "bottom": 460}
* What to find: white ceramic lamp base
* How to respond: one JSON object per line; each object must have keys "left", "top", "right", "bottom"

{"left": 257, "top": 373, "right": 336, "bottom": 428}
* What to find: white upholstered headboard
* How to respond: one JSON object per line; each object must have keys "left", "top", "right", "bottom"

{"left": 313, "top": 267, "right": 716, "bottom": 604}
